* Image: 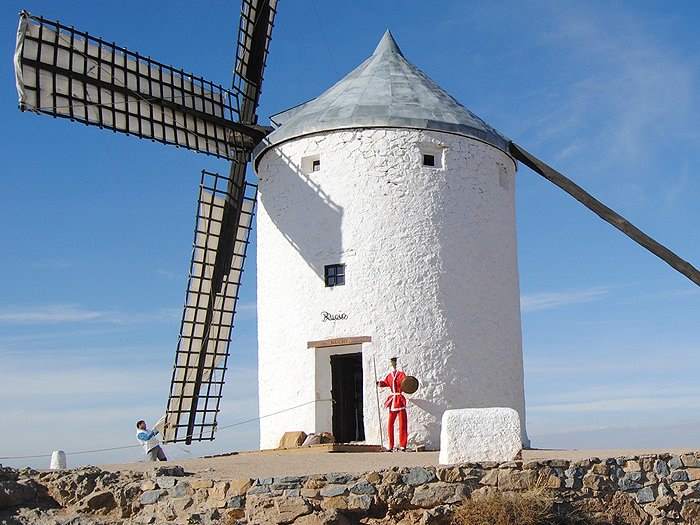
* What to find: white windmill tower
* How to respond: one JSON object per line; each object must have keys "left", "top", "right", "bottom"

{"left": 254, "top": 32, "right": 527, "bottom": 449}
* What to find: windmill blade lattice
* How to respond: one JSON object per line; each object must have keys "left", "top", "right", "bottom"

{"left": 163, "top": 171, "right": 257, "bottom": 443}
{"left": 162, "top": 0, "right": 278, "bottom": 444}
{"left": 13, "top": 12, "right": 267, "bottom": 160}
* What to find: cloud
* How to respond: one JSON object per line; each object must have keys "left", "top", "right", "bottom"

{"left": 0, "top": 305, "right": 107, "bottom": 324}
{"left": 520, "top": 287, "right": 608, "bottom": 313}
{"left": 528, "top": 419, "right": 700, "bottom": 450}
{"left": 530, "top": 395, "right": 700, "bottom": 414}
{"left": 523, "top": 4, "right": 698, "bottom": 176}
{"left": 0, "top": 304, "right": 179, "bottom": 326}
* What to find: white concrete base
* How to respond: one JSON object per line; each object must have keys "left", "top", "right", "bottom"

{"left": 50, "top": 450, "right": 66, "bottom": 470}
{"left": 438, "top": 408, "right": 522, "bottom": 464}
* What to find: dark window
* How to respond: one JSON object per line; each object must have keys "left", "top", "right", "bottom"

{"left": 324, "top": 264, "right": 345, "bottom": 287}
{"left": 423, "top": 154, "right": 435, "bottom": 166}
{"left": 312, "top": 159, "right": 321, "bottom": 171}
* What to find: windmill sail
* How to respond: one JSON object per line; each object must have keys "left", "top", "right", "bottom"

{"left": 162, "top": 0, "right": 278, "bottom": 444}
{"left": 13, "top": 12, "right": 267, "bottom": 160}
{"left": 162, "top": 170, "right": 257, "bottom": 443}
{"left": 509, "top": 142, "right": 700, "bottom": 287}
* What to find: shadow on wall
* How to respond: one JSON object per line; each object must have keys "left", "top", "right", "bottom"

{"left": 409, "top": 397, "right": 447, "bottom": 446}
{"left": 259, "top": 147, "right": 343, "bottom": 280}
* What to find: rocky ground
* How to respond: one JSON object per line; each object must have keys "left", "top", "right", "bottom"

{"left": 2, "top": 451, "right": 700, "bottom": 524}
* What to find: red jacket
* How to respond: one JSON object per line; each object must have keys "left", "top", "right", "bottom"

{"left": 379, "top": 370, "right": 407, "bottom": 411}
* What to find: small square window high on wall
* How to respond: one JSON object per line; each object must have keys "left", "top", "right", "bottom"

{"left": 312, "top": 159, "right": 321, "bottom": 171}
{"left": 423, "top": 154, "right": 435, "bottom": 167}
{"left": 324, "top": 264, "right": 345, "bottom": 287}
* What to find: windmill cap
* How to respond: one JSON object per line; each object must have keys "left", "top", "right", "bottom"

{"left": 254, "top": 30, "right": 509, "bottom": 168}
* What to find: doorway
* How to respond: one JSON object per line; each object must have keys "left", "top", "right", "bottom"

{"left": 330, "top": 352, "right": 365, "bottom": 443}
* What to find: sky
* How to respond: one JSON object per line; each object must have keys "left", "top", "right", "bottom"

{"left": 1, "top": 1, "right": 699, "bottom": 469}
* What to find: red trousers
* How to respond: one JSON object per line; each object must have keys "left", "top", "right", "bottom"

{"left": 387, "top": 409, "right": 408, "bottom": 449}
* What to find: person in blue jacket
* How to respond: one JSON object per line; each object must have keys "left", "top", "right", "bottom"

{"left": 136, "top": 420, "right": 167, "bottom": 462}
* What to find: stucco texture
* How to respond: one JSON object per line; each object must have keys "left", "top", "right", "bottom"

{"left": 255, "top": 128, "right": 527, "bottom": 450}
{"left": 438, "top": 407, "right": 522, "bottom": 464}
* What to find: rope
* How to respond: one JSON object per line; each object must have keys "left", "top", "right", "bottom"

{"left": 0, "top": 398, "right": 332, "bottom": 462}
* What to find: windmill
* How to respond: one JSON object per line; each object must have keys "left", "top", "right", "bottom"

{"left": 13, "top": 1, "right": 278, "bottom": 445}
{"left": 13, "top": 4, "right": 698, "bottom": 450}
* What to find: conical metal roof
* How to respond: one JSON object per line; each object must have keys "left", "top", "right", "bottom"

{"left": 254, "top": 31, "right": 509, "bottom": 165}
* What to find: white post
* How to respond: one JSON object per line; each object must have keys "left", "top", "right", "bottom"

{"left": 49, "top": 450, "right": 67, "bottom": 470}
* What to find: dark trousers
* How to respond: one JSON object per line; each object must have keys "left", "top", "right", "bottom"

{"left": 147, "top": 445, "right": 167, "bottom": 462}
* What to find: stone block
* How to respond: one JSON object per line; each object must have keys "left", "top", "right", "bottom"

{"left": 295, "top": 510, "right": 351, "bottom": 525}
{"left": 668, "top": 457, "right": 683, "bottom": 470}
{"left": 83, "top": 490, "right": 116, "bottom": 512}
{"left": 151, "top": 465, "right": 185, "bottom": 478}
{"left": 172, "top": 496, "right": 193, "bottom": 512}
{"left": 436, "top": 466, "right": 461, "bottom": 482}
{"left": 226, "top": 495, "right": 245, "bottom": 509}
{"left": 402, "top": 467, "right": 436, "bottom": 486}
{"left": 682, "top": 454, "right": 700, "bottom": 468}
{"left": 540, "top": 473, "right": 563, "bottom": 489}
{"left": 326, "top": 473, "right": 354, "bottom": 484}
{"left": 304, "top": 478, "right": 326, "bottom": 489}
{"left": 140, "top": 480, "right": 157, "bottom": 491}
{"left": 350, "top": 480, "right": 376, "bottom": 495}
{"left": 155, "top": 476, "right": 177, "bottom": 489}
{"left": 619, "top": 472, "right": 644, "bottom": 491}
{"left": 321, "top": 495, "right": 348, "bottom": 511}
{"left": 654, "top": 460, "right": 670, "bottom": 477}
{"left": 229, "top": 478, "right": 252, "bottom": 496}
{"left": 320, "top": 484, "right": 348, "bottom": 497}
{"left": 252, "top": 495, "right": 311, "bottom": 524}
{"left": 636, "top": 486, "right": 656, "bottom": 504}
{"left": 140, "top": 489, "right": 166, "bottom": 505}
{"left": 300, "top": 488, "right": 319, "bottom": 498}
{"left": 686, "top": 468, "right": 700, "bottom": 481}
{"left": 498, "top": 469, "right": 538, "bottom": 490}
{"left": 209, "top": 481, "right": 231, "bottom": 507}
{"left": 438, "top": 408, "right": 522, "bottom": 464}
{"left": 347, "top": 494, "right": 372, "bottom": 511}
{"left": 670, "top": 470, "right": 689, "bottom": 482}
{"left": 591, "top": 463, "right": 609, "bottom": 475}
{"left": 411, "top": 483, "right": 456, "bottom": 507}
{"left": 247, "top": 485, "right": 271, "bottom": 495}
{"left": 168, "top": 481, "right": 192, "bottom": 498}
{"left": 624, "top": 460, "right": 642, "bottom": 472}
{"left": 365, "top": 472, "right": 381, "bottom": 484}
{"left": 278, "top": 431, "right": 307, "bottom": 449}
{"left": 189, "top": 479, "right": 213, "bottom": 490}
{"left": 583, "top": 473, "right": 608, "bottom": 491}
{"left": 480, "top": 470, "right": 499, "bottom": 486}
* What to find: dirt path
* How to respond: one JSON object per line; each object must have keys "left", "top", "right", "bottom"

{"left": 100, "top": 447, "right": 697, "bottom": 480}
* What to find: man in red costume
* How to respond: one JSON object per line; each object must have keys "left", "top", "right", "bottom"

{"left": 377, "top": 357, "right": 408, "bottom": 451}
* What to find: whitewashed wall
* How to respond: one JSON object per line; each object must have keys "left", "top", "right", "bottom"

{"left": 255, "top": 128, "right": 527, "bottom": 450}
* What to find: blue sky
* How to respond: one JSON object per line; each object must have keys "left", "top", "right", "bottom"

{"left": 1, "top": 1, "right": 699, "bottom": 468}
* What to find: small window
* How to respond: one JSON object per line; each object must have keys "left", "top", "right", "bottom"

{"left": 302, "top": 154, "right": 321, "bottom": 174}
{"left": 423, "top": 154, "right": 435, "bottom": 167}
{"left": 324, "top": 264, "right": 345, "bottom": 287}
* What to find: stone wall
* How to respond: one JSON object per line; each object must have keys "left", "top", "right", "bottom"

{"left": 2, "top": 452, "right": 700, "bottom": 524}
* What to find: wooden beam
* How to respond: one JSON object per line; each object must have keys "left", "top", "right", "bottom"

{"left": 509, "top": 142, "right": 700, "bottom": 287}
{"left": 307, "top": 336, "right": 372, "bottom": 349}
